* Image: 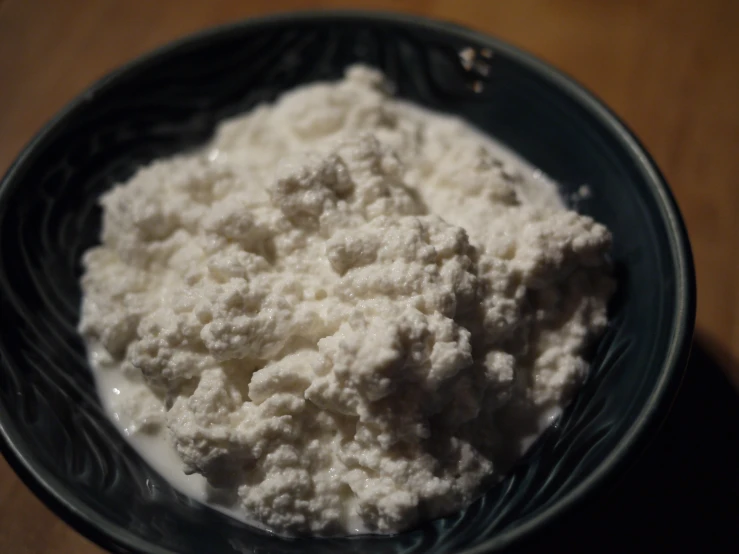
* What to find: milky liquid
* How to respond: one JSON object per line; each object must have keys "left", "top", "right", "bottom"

{"left": 92, "top": 354, "right": 563, "bottom": 536}
{"left": 90, "top": 353, "right": 278, "bottom": 533}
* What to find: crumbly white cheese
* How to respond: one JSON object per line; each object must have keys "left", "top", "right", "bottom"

{"left": 79, "top": 66, "right": 614, "bottom": 536}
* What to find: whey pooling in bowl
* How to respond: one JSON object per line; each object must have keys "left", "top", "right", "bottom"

{"left": 79, "top": 66, "right": 614, "bottom": 535}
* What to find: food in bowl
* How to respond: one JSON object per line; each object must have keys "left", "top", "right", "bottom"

{"left": 78, "top": 65, "right": 615, "bottom": 536}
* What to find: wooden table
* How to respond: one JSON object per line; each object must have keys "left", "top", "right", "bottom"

{"left": 1, "top": 1, "right": 737, "bottom": 552}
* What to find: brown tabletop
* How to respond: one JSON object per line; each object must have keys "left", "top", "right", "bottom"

{"left": 1, "top": 1, "right": 738, "bottom": 553}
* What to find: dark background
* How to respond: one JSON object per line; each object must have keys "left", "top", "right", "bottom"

{"left": 516, "top": 337, "right": 739, "bottom": 553}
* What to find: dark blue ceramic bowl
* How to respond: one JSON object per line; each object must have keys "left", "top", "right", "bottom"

{"left": 0, "top": 10, "right": 695, "bottom": 554}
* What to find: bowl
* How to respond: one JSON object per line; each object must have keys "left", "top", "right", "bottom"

{"left": 0, "top": 10, "right": 695, "bottom": 554}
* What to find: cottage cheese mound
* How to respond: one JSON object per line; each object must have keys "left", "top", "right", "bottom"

{"left": 79, "top": 66, "right": 615, "bottom": 535}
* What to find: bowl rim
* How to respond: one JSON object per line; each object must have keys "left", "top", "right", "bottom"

{"left": 0, "top": 9, "right": 696, "bottom": 554}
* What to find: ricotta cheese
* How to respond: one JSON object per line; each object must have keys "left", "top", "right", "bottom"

{"left": 79, "top": 65, "right": 614, "bottom": 536}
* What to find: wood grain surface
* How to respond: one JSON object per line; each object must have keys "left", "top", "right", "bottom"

{"left": 1, "top": 1, "right": 738, "bottom": 553}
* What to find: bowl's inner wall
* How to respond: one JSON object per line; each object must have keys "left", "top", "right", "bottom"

{"left": 0, "top": 17, "right": 679, "bottom": 554}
